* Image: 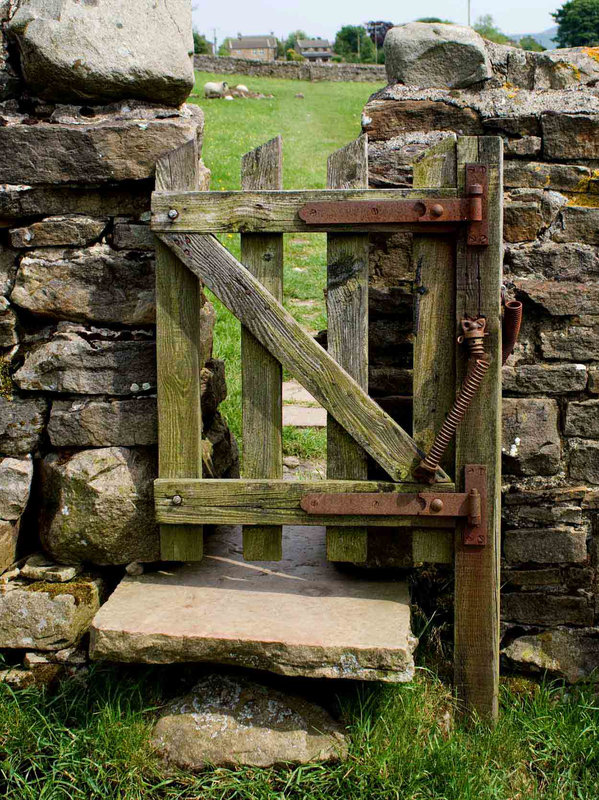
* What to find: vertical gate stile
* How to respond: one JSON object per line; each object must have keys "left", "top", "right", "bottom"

{"left": 240, "top": 137, "right": 284, "bottom": 561}
{"left": 411, "top": 136, "right": 457, "bottom": 564}
{"left": 155, "top": 138, "right": 206, "bottom": 561}
{"left": 326, "top": 135, "right": 370, "bottom": 562}
{"left": 454, "top": 136, "right": 503, "bottom": 720}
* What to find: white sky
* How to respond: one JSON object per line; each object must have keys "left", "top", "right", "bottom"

{"left": 192, "top": 0, "right": 559, "bottom": 46}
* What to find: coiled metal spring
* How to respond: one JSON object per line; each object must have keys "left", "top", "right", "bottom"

{"left": 415, "top": 358, "right": 490, "bottom": 482}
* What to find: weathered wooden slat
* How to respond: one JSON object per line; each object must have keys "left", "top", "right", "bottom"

{"left": 326, "top": 135, "right": 369, "bottom": 562}
{"left": 155, "top": 138, "right": 205, "bottom": 562}
{"left": 159, "top": 232, "right": 450, "bottom": 483}
{"left": 453, "top": 136, "right": 503, "bottom": 720}
{"left": 151, "top": 187, "right": 460, "bottom": 233}
{"left": 155, "top": 478, "right": 456, "bottom": 528}
{"left": 241, "top": 137, "right": 284, "bottom": 561}
{"left": 412, "top": 135, "right": 458, "bottom": 564}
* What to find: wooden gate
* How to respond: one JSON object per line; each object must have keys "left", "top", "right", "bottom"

{"left": 151, "top": 133, "right": 503, "bottom": 720}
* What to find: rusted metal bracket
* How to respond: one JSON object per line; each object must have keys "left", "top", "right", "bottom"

{"left": 301, "top": 465, "right": 487, "bottom": 546}
{"left": 298, "top": 164, "right": 488, "bottom": 245}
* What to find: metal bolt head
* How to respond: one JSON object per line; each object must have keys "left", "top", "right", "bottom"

{"left": 430, "top": 498, "right": 444, "bottom": 513}
{"left": 430, "top": 204, "right": 444, "bottom": 218}
{"left": 167, "top": 208, "right": 179, "bottom": 220}
{"left": 172, "top": 494, "right": 182, "bottom": 506}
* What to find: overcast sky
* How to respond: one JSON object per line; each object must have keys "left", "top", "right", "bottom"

{"left": 192, "top": 0, "right": 559, "bottom": 46}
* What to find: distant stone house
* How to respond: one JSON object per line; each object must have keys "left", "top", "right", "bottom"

{"left": 297, "top": 38, "right": 333, "bottom": 62}
{"left": 227, "top": 35, "right": 277, "bottom": 61}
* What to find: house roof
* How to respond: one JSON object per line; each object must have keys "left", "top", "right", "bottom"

{"left": 297, "top": 38, "right": 332, "bottom": 49}
{"left": 229, "top": 36, "right": 277, "bottom": 49}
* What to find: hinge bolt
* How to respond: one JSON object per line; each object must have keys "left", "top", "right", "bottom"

{"left": 430, "top": 498, "right": 444, "bottom": 513}
{"left": 430, "top": 204, "right": 444, "bottom": 218}
{"left": 168, "top": 208, "right": 179, "bottom": 220}
{"left": 172, "top": 494, "right": 182, "bottom": 506}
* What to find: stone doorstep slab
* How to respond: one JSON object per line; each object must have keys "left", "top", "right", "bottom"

{"left": 90, "top": 525, "right": 416, "bottom": 683}
{"left": 282, "top": 406, "right": 327, "bottom": 428}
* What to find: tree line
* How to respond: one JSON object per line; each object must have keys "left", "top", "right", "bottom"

{"left": 194, "top": 2, "right": 599, "bottom": 61}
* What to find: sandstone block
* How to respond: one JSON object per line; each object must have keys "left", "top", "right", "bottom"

{"left": 0, "top": 395, "right": 47, "bottom": 455}
{"left": 152, "top": 674, "right": 348, "bottom": 769}
{"left": 504, "top": 202, "right": 544, "bottom": 242}
{"left": 0, "top": 298, "right": 18, "bottom": 347}
{"left": 0, "top": 576, "right": 102, "bottom": 649}
{"left": 48, "top": 397, "right": 158, "bottom": 448}
{"left": 362, "top": 98, "right": 482, "bottom": 141}
{"left": 384, "top": 23, "right": 491, "bottom": 89}
{"left": 0, "top": 245, "right": 17, "bottom": 296}
{"left": 11, "top": 244, "right": 155, "bottom": 325}
{"left": 111, "top": 223, "right": 154, "bottom": 251}
{"left": 569, "top": 439, "right": 599, "bottom": 484}
{"left": 542, "top": 113, "right": 599, "bottom": 161}
{"left": 0, "top": 104, "right": 203, "bottom": 184}
{"left": 514, "top": 279, "right": 599, "bottom": 316}
{"left": 14, "top": 329, "right": 156, "bottom": 395}
{"left": 7, "top": 0, "right": 194, "bottom": 106}
{"left": 589, "top": 367, "right": 599, "bottom": 394}
{"left": 504, "top": 161, "right": 595, "bottom": 192}
{"left": 565, "top": 401, "right": 599, "bottom": 438}
{"left": 9, "top": 216, "right": 107, "bottom": 249}
{"left": 502, "top": 398, "right": 561, "bottom": 476}
{"left": 502, "top": 363, "right": 587, "bottom": 395}
{"left": 369, "top": 233, "right": 413, "bottom": 283}
{"left": 0, "top": 183, "right": 151, "bottom": 220}
{"left": 504, "top": 136, "right": 542, "bottom": 158}
{"left": 503, "top": 628, "right": 599, "bottom": 682}
{"left": 502, "top": 567, "right": 562, "bottom": 588}
{"left": 502, "top": 592, "right": 593, "bottom": 626}
{"left": 367, "top": 132, "right": 453, "bottom": 187}
{"left": 0, "top": 519, "right": 18, "bottom": 572}
{"left": 505, "top": 242, "right": 599, "bottom": 281}
{"left": 0, "top": 456, "right": 32, "bottom": 521}
{"left": 504, "top": 527, "right": 588, "bottom": 565}
{"left": 541, "top": 323, "right": 599, "bottom": 361}
{"left": 39, "top": 447, "right": 159, "bottom": 565}
{"left": 552, "top": 206, "right": 599, "bottom": 245}
{"left": 20, "top": 553, "right": 82, "bottom": 583}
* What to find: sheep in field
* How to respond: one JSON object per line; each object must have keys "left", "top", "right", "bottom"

{"left": 204, "top": 80, "right": 229, "bottom": 98}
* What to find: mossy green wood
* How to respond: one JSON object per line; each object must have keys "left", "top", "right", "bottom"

{"left": 158, "top": 231, "right": 450, "bottom": 484}
{"left": 155, "top": 138, "right": 205, "bottom": 561}
{"left": 155, "top": 478, "right": 456, "bottom": 527}
{"left": 326, "top": 135, "right": 370, "bottom": 562}
{"left": 240, "top": 137, "right": 284, "bottom": 561}
{"left": 151, "top": 187, "right": 460, "bottom": 233}
{"left": 412, "top": 135, "right": 458, "bottom": 564}
{"left": 453, "top": 137, "right": 503, "bottom": 721}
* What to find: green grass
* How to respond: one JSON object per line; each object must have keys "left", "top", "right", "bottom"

{"left": 2, "top": 664, "right": 599, "bottom": 799}
{"left": 188, "top": 72, "right": 379, "bottom": 460}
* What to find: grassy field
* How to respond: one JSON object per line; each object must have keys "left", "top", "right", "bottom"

{"left": 2, "top": 662, "right": 599, "bottom": 799}
{"left": 188, "top": 72, "right": 380, "bottom": 459}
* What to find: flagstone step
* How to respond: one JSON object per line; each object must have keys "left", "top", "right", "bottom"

{"left": 90, "top": 525, "right": 417, "bottom": 683}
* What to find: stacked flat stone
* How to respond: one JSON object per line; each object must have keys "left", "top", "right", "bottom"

{"left": 0, "top": 1, "right": 238, "bottom": 575}
{"left": 365, "top": 23, "right": 599, "bottom": 681}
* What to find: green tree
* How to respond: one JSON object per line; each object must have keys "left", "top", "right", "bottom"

{"left": 334, "top": 25, "right": 375, "bottom": 62}
{"left": 286, "top": 48, "right": 305, "bottom": 62}
{"left": 416, "top": 17, "right": 454, "bottom": 23}
{"left": 553, "top": 0, "right": 599, "bottom": 46}
{"left": 473, "top": 14, "right": 516, "bottom": 45}
{"left": 218, "top": 38, "right": 231, "bottom": 56}
{"left": 519, "top": 35, "right": 546, "bottom": 51}
{"left": 284, "top": 30, "right": 308, "bottom": 52}
{"left": 193, "top": 31, "right": 212, "bottom": 54}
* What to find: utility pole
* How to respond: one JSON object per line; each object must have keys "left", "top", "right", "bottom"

{"left": 213, "top": 28, "right": 217, "bottom": 56}
{"left": 468, "top": 0, "right": 471, "bottom": 26}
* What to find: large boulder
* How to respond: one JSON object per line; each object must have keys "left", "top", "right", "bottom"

{"left": 152, "top": 673, "right": 348, "bottom": 769}
{"left": 7, "top": 0, "right": 194, "bottom": 106}
{"left": 384, "top": 23, "right": 492, "bottom": 89}
{"left": 39, "top": 446, "right": 159, "bottom": 565}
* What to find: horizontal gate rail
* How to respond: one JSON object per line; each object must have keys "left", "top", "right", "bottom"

{"left": 155, "top": 478, "right": 456, "bottom": 528}
{"left": 158, "top": 231, "right": 450, "bottom": 484}
{"left": 152, "top": 187, "right": 466, "bottom": 233}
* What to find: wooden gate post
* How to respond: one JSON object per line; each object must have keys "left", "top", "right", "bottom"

{"left": 454, "top": 136, "right": 503, "bottom": 720}
{"left": 241, "top": 137, "right": 284, "bottom": 561}
{"left": 155, "top": 138, "right": 206, "bottom": 561}
{"left": 326, "top": 135, "right": 370, "bottom": 562}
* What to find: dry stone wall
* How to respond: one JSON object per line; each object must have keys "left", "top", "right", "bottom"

{"left": 0, "top": 1, "right": 238, "bottom": 592}
{"left": 194, "top": 54, "right": 387, "bottom": 83}
{"left": 366, "top": 23, "right": 599, "bottom": 682}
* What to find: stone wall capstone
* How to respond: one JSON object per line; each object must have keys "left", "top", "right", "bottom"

{"left": 366, "top": 23, "right": 599, "bottom": 682}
